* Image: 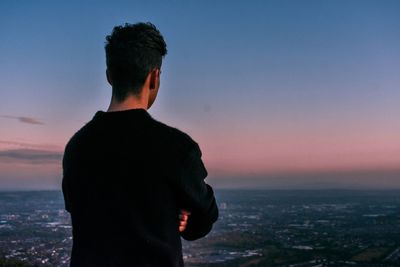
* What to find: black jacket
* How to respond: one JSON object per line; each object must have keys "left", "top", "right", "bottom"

{"left": 62, "top": 108, "right": 219, "bottom": 267}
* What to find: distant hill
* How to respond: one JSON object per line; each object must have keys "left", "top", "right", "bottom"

{"left": 0, "top": 257, "right": 38, "bottom": 267}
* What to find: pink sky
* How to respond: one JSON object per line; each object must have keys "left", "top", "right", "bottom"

{"left": 0, "top": 113, "right": 399, "bottom": 190}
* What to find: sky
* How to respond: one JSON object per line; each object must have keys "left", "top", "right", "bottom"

{"left": 0, "top": 0, "right": 399, "bottom": 190}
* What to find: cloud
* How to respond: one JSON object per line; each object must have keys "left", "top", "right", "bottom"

{"left": 0, "top": 140, "right": 62, "bottom": 151}
{"left": 1, "top": 115, "right": 44, "bottom": 125}
{"left": 0, "top": 149, "right": 63, "bottom": 164}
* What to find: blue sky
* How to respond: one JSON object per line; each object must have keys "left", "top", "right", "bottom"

{"left": 0, "top": 0, "right": 399, "bottom": 189}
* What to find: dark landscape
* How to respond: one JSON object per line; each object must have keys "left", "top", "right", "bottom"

{"left": 1, "top": 189, "right": 400, "bottom": 266}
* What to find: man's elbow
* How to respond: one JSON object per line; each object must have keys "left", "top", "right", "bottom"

{"left": 181, "top": 223, "right": 213, "bottom": 241}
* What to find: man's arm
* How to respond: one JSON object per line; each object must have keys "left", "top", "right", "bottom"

{"left": 175, "top": 142, "right": 219, "bottom": 241}
{"left": 62, "top": 174, "right": 72, "bottom": 213}
{"left": 62, "top": 144, "right": 72, "bottom": 213}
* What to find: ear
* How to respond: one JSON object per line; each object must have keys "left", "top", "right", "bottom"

{"left": 149, "top": 69, "right": 160, "bottom": 90}
{"left": 106, "top": 69, "right": 112, "bottom": 86}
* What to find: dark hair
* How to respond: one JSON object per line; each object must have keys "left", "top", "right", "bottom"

{"left": 105, "top": 22, "right": 167, "bottom": 101}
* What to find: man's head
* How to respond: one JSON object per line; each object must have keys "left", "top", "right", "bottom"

{"left": 105, "top": 22, "right": 167, "bottom": 104}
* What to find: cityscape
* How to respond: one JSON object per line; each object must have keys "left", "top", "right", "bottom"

{"left": 1, "top": 189, "right": 400, "bottom": 266}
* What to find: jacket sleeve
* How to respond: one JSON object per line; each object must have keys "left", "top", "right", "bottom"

{"left": 176, "top": 142, "right": 219, "bottom": 241}
{"left": 62, "top": 144, "right": 72, "bottom": 213}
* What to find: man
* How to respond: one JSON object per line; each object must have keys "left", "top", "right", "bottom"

{"left": 62, "top": 22, "right": 219, "bottom": 267}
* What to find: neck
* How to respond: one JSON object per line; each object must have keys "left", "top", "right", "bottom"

{"left": 107, "top": 91, "right": 149, "bottom": 112}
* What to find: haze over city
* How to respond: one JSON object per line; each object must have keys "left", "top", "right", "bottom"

{"left": 0, "top": 0, "right": 399, "bottom": 190}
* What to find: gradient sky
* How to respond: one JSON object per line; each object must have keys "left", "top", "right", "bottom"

{"left": 0, "top": 0, "right": 399, "bottom": 190}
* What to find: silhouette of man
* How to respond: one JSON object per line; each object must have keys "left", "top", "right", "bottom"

{"left": 62, "top": 22, "right": 219, "bottom": 267}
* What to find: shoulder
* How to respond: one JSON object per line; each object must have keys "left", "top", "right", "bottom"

{"left": 149, "top": 118, "right": 200, "bottom": 155}
{"left": 63, "top": 119, "right": 94, "bottom": 158}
